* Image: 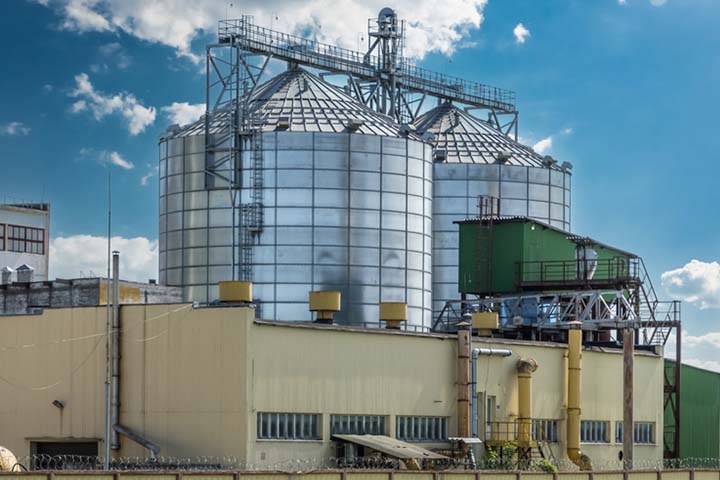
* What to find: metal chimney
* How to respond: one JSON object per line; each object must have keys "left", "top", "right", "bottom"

{"left": 15, "top": 264, "right": 34, "bottom": 283}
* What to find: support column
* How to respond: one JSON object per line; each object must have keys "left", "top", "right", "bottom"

{"left": 623, "top": 326, "right": 634, "bottom": 470}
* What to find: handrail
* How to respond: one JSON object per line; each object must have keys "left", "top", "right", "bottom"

{"left": 515, "top": 257, "right": 641, "bottom": 286}
{"left": 217, "top": 17, "right": 516, "bottom": 112}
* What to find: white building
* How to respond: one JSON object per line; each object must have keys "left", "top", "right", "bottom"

{"left": 0, "top": 203, "right": 50, "bottom": 282}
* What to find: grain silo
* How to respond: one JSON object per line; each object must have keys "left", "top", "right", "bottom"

{"left": 159, "top": 67, "right": 434, "bottom": 327}
{"left": 414, "top": 102, "right": 572, "bottom": 315}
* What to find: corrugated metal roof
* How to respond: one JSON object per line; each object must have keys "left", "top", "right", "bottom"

{"left": 415, "top": 102, "right": 558, "bottom": 169}
{"left": 332, "top": 434, "right": 450, "bottom": 460}
{"left": 166, "top": 68, "right": 411, "bottom": 138}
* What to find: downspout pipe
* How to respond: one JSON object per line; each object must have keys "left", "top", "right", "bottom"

{"left": 517, "top": 358, "right": 538, "bottom": 448}
{"left": 470, "top": 347, "right": 512, "bottom": 438}
{"left": 113, "top": 425, "right": 160, "bottom": 459}
{"left": 567, "top": 323, "right": 592, "bottom": 471}
{"left": 110, "top": 251, "right": 121, "bottom": 450}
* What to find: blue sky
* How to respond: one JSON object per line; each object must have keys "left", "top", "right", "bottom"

{"left": 1, "top": 0, "right": 718, "bottom": 367}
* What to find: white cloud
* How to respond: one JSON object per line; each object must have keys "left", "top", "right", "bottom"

{"left": 661, "top": 260, "right": 720, "bottom": 309}
{"left": 650, "top": 0, "right": 667, "bottom": 6}
{"left": 561, "top": 127, "right": 574, "bottom": 135}
{"left": 533, "top": 136, "right": 553, "bottom": 154}
{"left": 50, "top": 235, "right": 158, "bottom": 282}
{"left": 0, "top": 122, "right": 31, "bottom": 136}
{"left": 684, "top": 358, "right": 720, "bottom": 373}
{"left": 618, "top": 0, "right": 627, "bottom": 5}
{"left": 79, "top": 148, "right": 135, "bottom": 170}
{"left": 513, "top": 22, "right": 530, "bottom": 44}
{"left": 69, "top": 72, "right": 156, "bottom": 135}
{"left": 61, "top": 0, "right": 112, "bottom": 32}
{"left": 666, "top": 330, "right": 720, "bottom": 373}
{"left": 41, "top": 0, "right": 489, "bottom": 61}
{"left": 162, "top": 102, "right": 204, "bottom": 126}
{"left": 140, "top": 165, "right": 159, "bottom": 186}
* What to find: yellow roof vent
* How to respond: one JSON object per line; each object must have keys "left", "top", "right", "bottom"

{"left": 471, "top": 311, "right": 498, "bottom": 337}
{"left": 309, "top": 291, "right": 341, "bottom": 324}
{"left": 218, "top": 281, "right": 253, "bottom": 304}
{"left": 380, "top": 302, "right": 407, "bottom": 330}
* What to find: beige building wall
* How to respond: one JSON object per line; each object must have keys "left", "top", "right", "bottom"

{"left": 0, "top": 304, "right": 663, "bottom": 470}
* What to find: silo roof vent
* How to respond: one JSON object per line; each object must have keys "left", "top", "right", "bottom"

{"left": 277, "top": 116, "right": 290, "bottom": 130}
{"left": 347, "top": 119, "right": 365, "bottom": 132}
{"left": 495, "top": 151, "right": 512, "bottom": 164}
{"left": 542, "top": 155, "right": 557, "bottom": 167}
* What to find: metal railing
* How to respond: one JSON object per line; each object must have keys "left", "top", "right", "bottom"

{"left": 515, "top": 257, "right": 640, "bottom": 287}
{"left": 216, "top": 18, "right": 516, "bottom": 112}
{"left": 485, "top": 420, "right": 560, "bottom": 444}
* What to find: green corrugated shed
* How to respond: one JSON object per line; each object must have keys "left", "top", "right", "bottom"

{"left": 456, "top": 217, "right": 635, "bottom": 295}
{"left": 665, "top": 359, "right": 720, "bottom": 459}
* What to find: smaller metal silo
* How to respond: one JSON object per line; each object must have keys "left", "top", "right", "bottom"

{"left": 415, "top": 102, "right": 572, "bottom": 318}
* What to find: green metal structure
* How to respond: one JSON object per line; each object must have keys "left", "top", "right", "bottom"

{"left": 664, "top": 359, "right": 720, "bottom": 461}
{"left": 456, "top": 217, "right": 638, "bottom": 296}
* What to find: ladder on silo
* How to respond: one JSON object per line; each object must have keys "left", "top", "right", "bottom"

{"left": 239, "top": 119, "right": 264, "bottom": 282}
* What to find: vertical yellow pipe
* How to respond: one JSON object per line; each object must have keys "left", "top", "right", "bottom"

{"left": 567, "top": 324, "right": 592, "bottom": 470}
{"left": 517, "top": 358, "right": 538, "bottom": 447}
{"left": 457, "top": 328, "right": 471, "bottom": 438}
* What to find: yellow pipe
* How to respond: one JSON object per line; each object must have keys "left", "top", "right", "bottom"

{"left": 516, "top": 358, "right": 538, "bottom": 447}
{"left": 567, "top": 326, "right": 592, "bottom": 471}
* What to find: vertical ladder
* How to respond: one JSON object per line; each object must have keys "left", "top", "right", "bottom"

{"left": 239, "top": 120, "right": 264, "bottom": 282}
{"left": 476, "top": 196, "right": 498, "bottom": 294}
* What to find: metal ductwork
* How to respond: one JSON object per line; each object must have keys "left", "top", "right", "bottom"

{"left": 470, "top": 347, "right": 512, "bottom": 439}
{"left": 516, "top": 358, "right": 538, "bottom": 447}
{"left": 567, "top": 324, "right": 592, "bottom": 471}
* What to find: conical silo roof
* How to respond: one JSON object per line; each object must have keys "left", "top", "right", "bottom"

{"left": 415, "top": 102, "right": 555, "bottom": 168}
{"left": 164, "top": 68, "right": 409, "bottom": 138}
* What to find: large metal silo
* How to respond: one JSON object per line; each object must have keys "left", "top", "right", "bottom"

{"left": 414, "top": 103, "right": 572, "bottom": 317}
{"left": 159, "top": 68, "right": 434, "bottom": 327}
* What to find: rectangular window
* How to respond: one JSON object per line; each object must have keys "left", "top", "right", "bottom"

{"left": 615, "top": 422, "right": 655, "bottom": 444}
{"left": 532, "top": 419, "right": 559, "bottom": 443}
{"left": 256, "top": 412, "right": 321, "bottom": 440}
{"left": 396, "top": 416, "right": 448, "bottom": 443}
{"left": 7, "top": 225, "right": 44, "bottom": 255}
{"left": 580, "top": 420, "right": 609, "bottom": 443}
{"left": 331, "top": 415, "right": 387, "bottom": 436}
{"left": 0, "top": 224, "right": 4, "bottom": 250}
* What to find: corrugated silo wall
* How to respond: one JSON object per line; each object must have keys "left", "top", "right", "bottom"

{"left": 432, "top": 163, "right": 571, "bottom": 316}
{"left": 159, "top": 131, "right": 434, "bottom": 328}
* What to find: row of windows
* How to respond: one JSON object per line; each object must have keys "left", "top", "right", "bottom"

{"left": 581, "top": 421, "right": 655, "bottom": 444}
{"left": 257, "top": 413, "right": 448, "bottom": 443}
{"left": 0, "top": 224, "right": 45, "bottom": 255}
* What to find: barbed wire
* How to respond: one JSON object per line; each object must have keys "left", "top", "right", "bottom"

{"left": 11, "top": 455, "right": 720, "bottom": 473}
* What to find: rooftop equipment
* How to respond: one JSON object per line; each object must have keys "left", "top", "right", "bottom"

{"left": 0, "top": 267, "right": 12, "bottom": 285}
{"left": 15, "top": 264, "right": 34, "bottom": 283}
{"left": 310, "top": 291, "right": 341, "bottom": 324}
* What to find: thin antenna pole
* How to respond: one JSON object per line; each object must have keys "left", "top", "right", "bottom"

{"left": 103, "top": 165, "right": 112, "bottom": 469}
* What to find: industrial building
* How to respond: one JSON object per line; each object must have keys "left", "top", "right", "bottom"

{"left": 0, "top": 7, "right": 689, "bottom": 473}
{"left": 664, "top": 360, "right": 720, "bottom": 462}
{"left": 0, "top": 292, "right": 665, "bottom": 470}
{"left": 0, "top": 203, "right": 50, "bottom": 283}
